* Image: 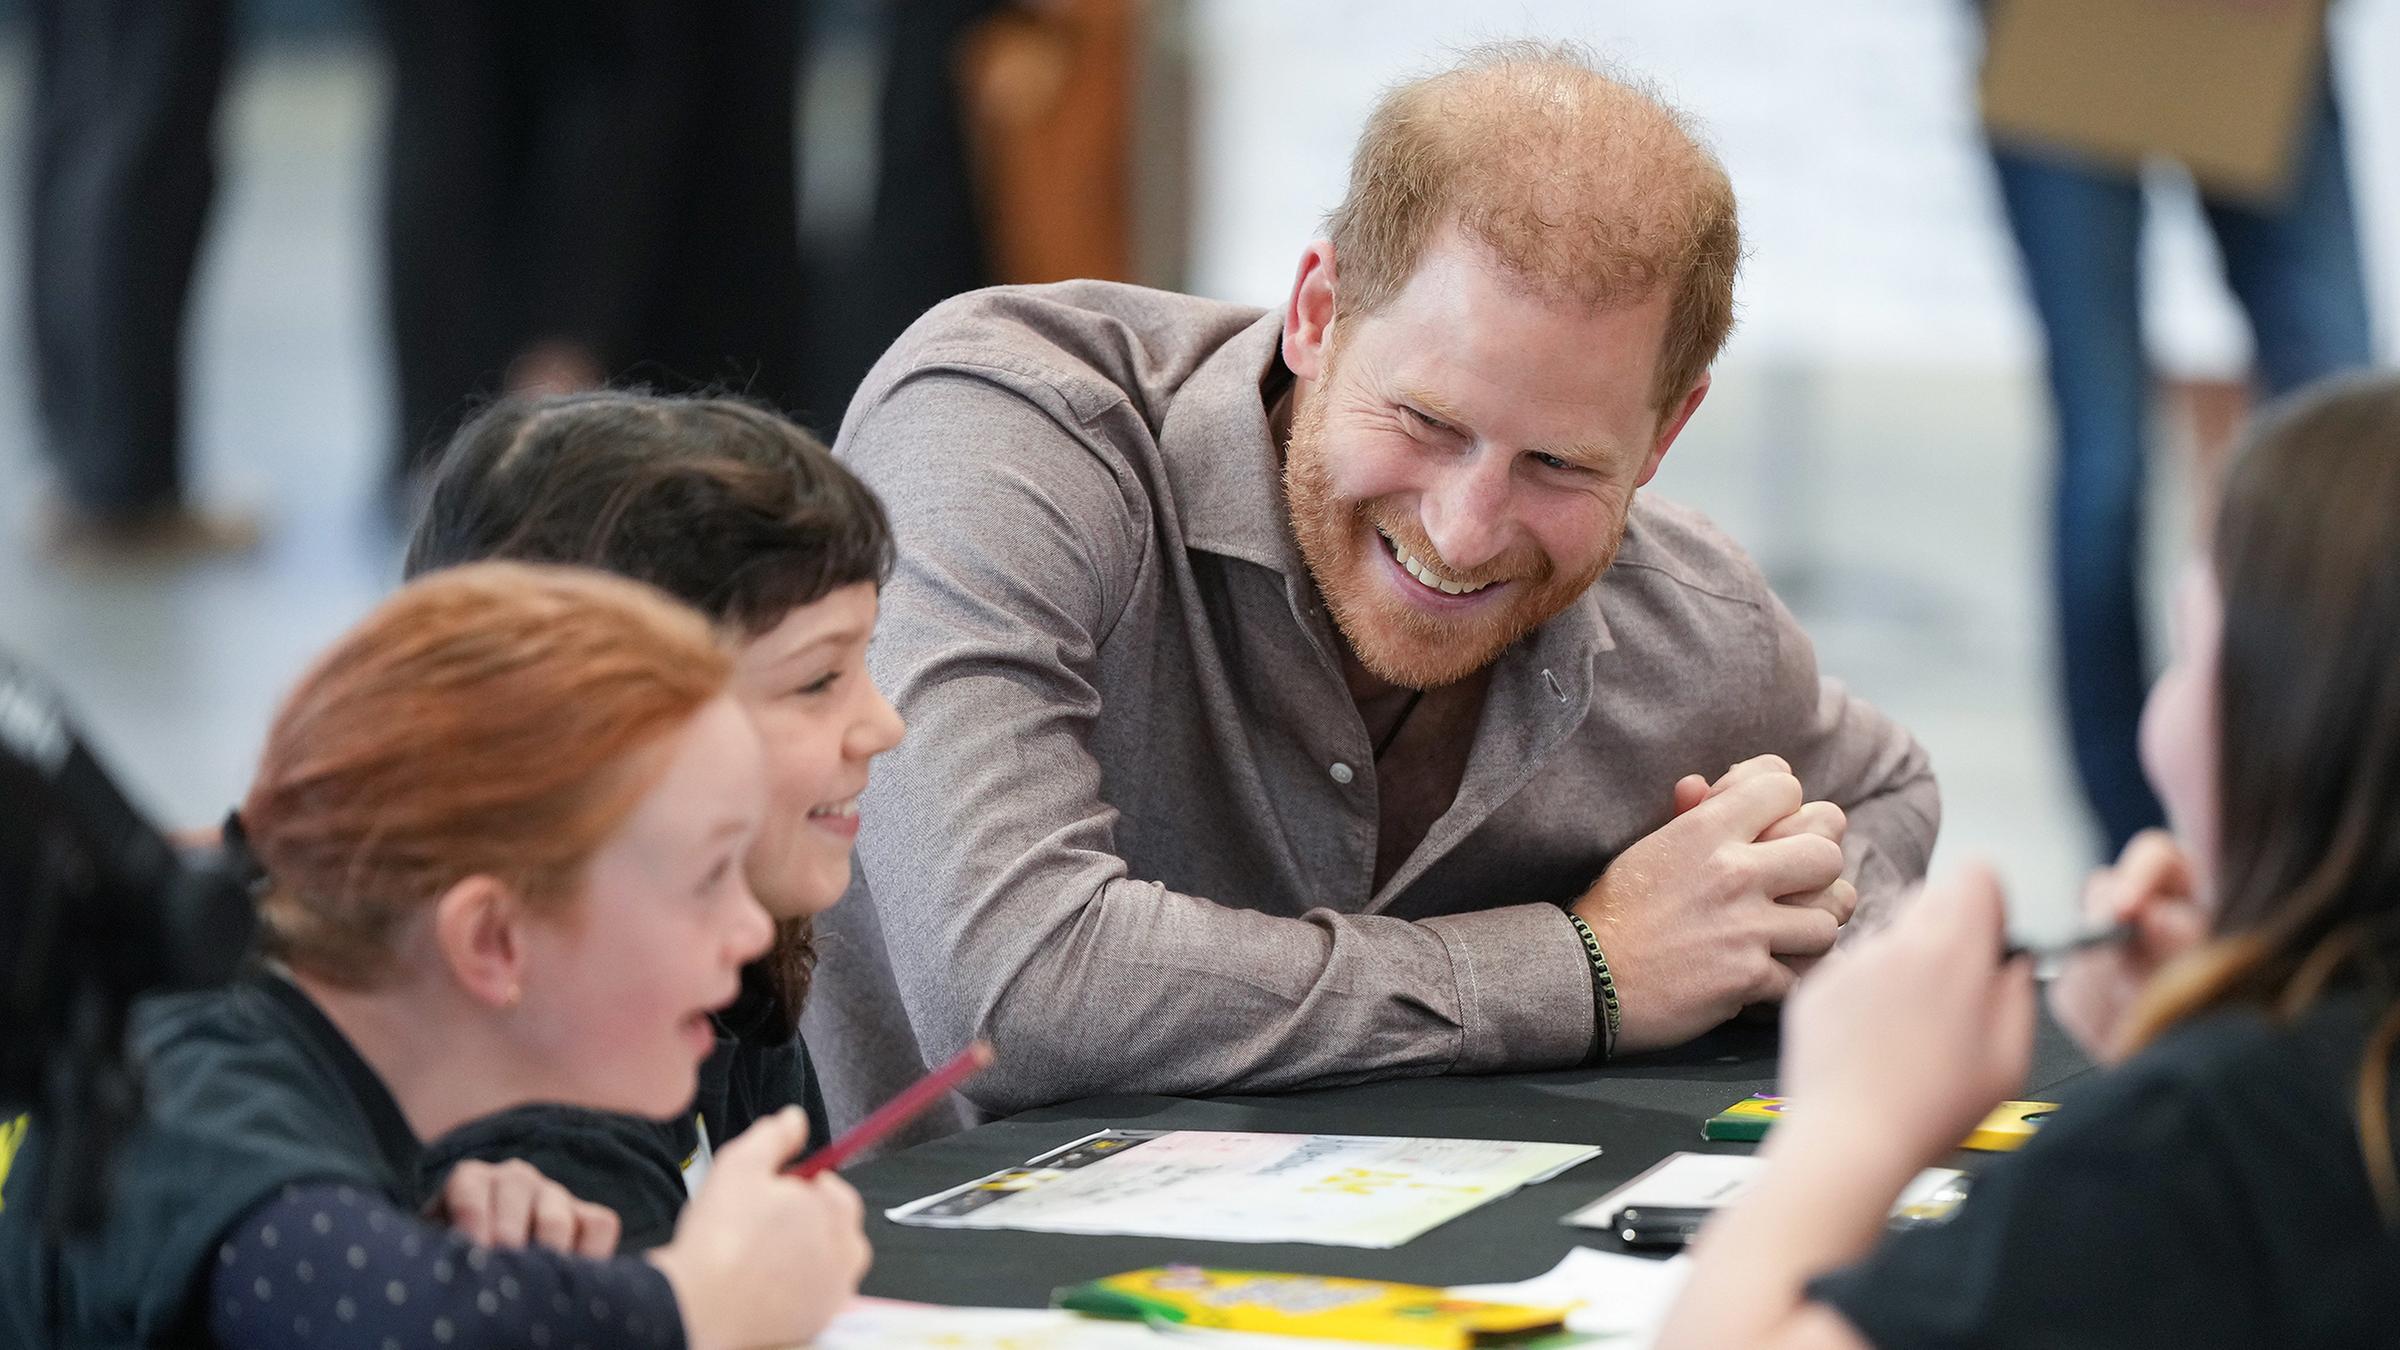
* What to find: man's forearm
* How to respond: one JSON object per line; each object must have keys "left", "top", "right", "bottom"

{"left": 892, "top": 879, "right": 1596, "bottom": 1114}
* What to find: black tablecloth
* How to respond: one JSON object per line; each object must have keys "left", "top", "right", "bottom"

{"left": 848, "top": 1012, "right": 2097, "bottom": 1306}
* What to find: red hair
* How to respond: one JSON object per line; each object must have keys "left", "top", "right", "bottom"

{"left": 242, "top": 562, "right": 731, "bottom": 986}
{"left": 1325, "top": 40, "right": 1740, "bottom": 411}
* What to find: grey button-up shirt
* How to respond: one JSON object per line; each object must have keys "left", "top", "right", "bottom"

{"left": 804, "top": 282, "right": 1938, "bottom": 1138}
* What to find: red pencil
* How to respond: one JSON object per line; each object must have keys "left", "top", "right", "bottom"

{"left": 789, "top": 1041, "right": 995, "bottom": 1177}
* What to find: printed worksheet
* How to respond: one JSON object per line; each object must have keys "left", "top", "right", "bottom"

{"left": 1562, "top": 1152, "right": 1969, "bottom": 1232}
{"left": 887, "top": 1130, "right": 1601, "bottom": 1249}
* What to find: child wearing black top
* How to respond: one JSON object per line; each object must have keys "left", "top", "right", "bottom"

{"left": 7, "top": 968, "right": 678, "bottom": 1349}
{"left": 400, "top": 392, "right": 904, "bottom": 1246}
{"left": 0, "top": 564, "right": 870, "bottom": 1348}
{"left": 1658, "top": 374, "right": 2400, "bottom": 1347}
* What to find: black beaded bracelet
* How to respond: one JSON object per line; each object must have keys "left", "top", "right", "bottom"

{"left": 1562, "top": 911, "right": 1622, "bottom": 1062}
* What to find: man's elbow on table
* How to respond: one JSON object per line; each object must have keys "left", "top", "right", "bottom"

{"left": 912, "top": 952, "right": 1141, "bottom": 1118}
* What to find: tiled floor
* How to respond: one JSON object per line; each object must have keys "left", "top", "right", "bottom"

{"left": 4, "top": 15, "right": 2389, "bottom": 939}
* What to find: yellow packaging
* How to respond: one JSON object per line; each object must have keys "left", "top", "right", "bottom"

{"left": 0, "top": 1115, "right": 25, "bottom": 1212}
{"left": 1055, "top": 1266, "right": 1573, "bottom": 1348}
{"left": 1702, "top": 1095, "right": 2057, "bottom": 1152}
{"left": 1960, "top": 1100, "right": 2057, "bottom": 1152}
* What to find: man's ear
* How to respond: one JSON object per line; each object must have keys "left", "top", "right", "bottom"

{"left": 1281, "top": 240, "right": 1339, "bottom": 383}
{"left": 1637, "top": 374, "right": 1711, "bottom": 488}
{"left": 430, "top": 875, "right": 531, "bottom": 1010}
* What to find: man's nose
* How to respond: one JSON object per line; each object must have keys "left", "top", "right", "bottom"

{"left": 1419, "top": 452, "right": 1513, "bottom": 574}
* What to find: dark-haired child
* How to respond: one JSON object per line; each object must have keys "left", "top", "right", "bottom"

{"left": 1660, "top": 373, "right": 2400, "bottom": 1348}
{"left": 404, "top": 391, "right": 904, "bottom": 1249}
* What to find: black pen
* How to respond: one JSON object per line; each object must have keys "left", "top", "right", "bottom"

{"left": 2002, "top": 919, "right": 2135, "bottom": 963}
{"left": 1614, "top": 1204, "right": 1714, "bottom": 1248}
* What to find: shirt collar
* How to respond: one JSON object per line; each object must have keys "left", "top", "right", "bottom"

{"left": 1157, "top": 307, "right": 1307, "bottom": 577}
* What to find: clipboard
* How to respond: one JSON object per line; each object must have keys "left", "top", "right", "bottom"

{"left": 1980, "top": 0, "right": 2328, "bottom": 201}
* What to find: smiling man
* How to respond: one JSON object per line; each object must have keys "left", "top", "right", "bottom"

{"left": 808, "top": 43, "right": 1938, "bottom": 1136}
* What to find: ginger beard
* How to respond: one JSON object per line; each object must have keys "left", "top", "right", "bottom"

{"left": 1281, "top": 360, "right": 1627, "bottom": 691}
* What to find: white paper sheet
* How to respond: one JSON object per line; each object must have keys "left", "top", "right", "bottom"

{"left": 888, "top": 1130, "right": 1601, "bottom": 1249}
{"left": 1450, "top": 1248, "right": 1692, "bottom": 1344}
{"left": 810, "top": 1297, "right": 1406, "bottom": 1349}
{"left": 1561, "top": 1152, "right": 1967, "bottom": 1232}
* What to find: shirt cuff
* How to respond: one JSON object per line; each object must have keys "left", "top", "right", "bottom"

{"left": 1419, "top": 904, "right": 1596, "bottom": 1073}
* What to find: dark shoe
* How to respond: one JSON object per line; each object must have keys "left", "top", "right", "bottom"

{"left": 39, "top": 498, "right": 264, "bottom": 565}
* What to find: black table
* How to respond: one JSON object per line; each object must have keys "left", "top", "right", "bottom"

{"left": 849, "top": 1014, "right": 2097, "bottom": 1307}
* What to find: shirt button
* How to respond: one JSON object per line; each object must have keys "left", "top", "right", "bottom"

{"left": 1329, "top": 761, "right": 1355, "bottom": 785}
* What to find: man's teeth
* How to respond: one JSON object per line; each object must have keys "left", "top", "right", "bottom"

{"left": 1380, "top": 529, "right": 1491, "bottom": 596}
{"left": 808, "top": 797, "right": 860, "bottom": 819}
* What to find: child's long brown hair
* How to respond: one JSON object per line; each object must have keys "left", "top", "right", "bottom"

{"left": 2121, "top": 375, "right": 2400, "bottom": 1213}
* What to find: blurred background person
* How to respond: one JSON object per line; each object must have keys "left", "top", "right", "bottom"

{"left": 24, "top": 0, "right": 258, "bottom": 559}
{"left": 863, "top": 0, "right": 1003, "bottom": 372}
{"left": 816, "top": 0, "right": 1136, "bottom": 422}
{"left": 1978, "top": 0, "right": 2375, "bottom": 856}
{"left": 373, "top": 0, "right": 808, "bottom": 498}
